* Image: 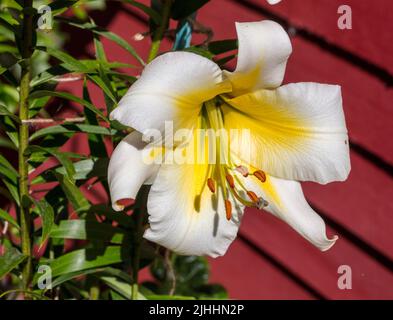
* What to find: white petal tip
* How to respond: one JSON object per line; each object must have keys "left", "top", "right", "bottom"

{"left": 267, "top": 0, "right": 282, "bottom": 4}
{"left": 320, "top": 235, "right": 339, "bottom": 252}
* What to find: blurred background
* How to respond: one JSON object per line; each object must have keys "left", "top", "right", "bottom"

{"left": 1, "top": 0, "right": 392, "bottom": 299}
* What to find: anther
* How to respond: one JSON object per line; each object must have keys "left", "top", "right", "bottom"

{"left": 235, "top": 165, "right": 249, "bottom": 177}
{"left": 225, "top": 200, "right": 232, "bottom": 220}
{"left": 254, "top": 170, "right": 266, "bottom": 183}
{"left": 226, "top": 174, "right": 235, "bottom": 188}
{"left": 246, "top": 191, "right": 259, "bottom": 203}
{"left": 207, "top": 178, "right": 216, "bottom": 193}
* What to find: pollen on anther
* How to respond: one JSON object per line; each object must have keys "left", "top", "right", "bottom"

{"left": 225, "top": 200, "right": 232, "bottom": 220}
{"left": 254, "top": 170, "right": 266, "bottom": 183}
{"left": 226, "top": 174, "right": 235, "bottom": 188}
{"left": 207, "top": 178, "right": 215, "bottom": 193}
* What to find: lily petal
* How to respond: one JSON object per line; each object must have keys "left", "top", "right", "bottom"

{"left": 108, "top": 131, "right": 160, "bottom": 211}
{"left": 242, "top": 172, "right": 338, "bottom": 251}
{"left": 110, "top": 52, "right": 231, "bottom": 141}
{"left": 145, "top": 160, "right": 244, "bottom": 257}
{"left": 225, "top": 20, "right": 292, "bottom": 95}
{"left": 223, "top": 82, "right": 350, "bottom": 184}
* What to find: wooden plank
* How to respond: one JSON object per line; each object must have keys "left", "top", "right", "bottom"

{"left": 198, "top": 0, "right": 393, "bottom": 165}
{"left": 240, "top": 209, "right": 393, "bottom": 299}
{"left": 209, "top": 238, "right": 314, "bottom": 299}
{"left": 235, "top": 0, "right": 393, "bottom": 76}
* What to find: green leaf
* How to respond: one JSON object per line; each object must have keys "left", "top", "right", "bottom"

{"left": 58, "top": 19, "right": 145, "bottom": 66}
{"left": 171, "top": 0, "right": 210, "bottom": 20}
{"left": 0, "top": 248, "right": 27, "bottom": 280}
{"left": 49, "top": 0, "right": 80, "bottom": 16}
{"left": 27, "top": 145, "right": 75, "bottom": 180}
{"left": 87, "top": 74, "right": 117, "bottom": 104}
{"left": 0, "top": 16, "right": 17, "bottom": 33}
{"left": 207, "top": 39, "right": 238, "bottom": 55}
{"left": 83, "top": 81, "right": 109, "bottom": 157}
{"left": 184, "top": 46, "right": 214, "bottom": 59}
{"left": 55, "top": 173, "right": 91, "bottom": 213}
{"left": 0, "top": 154, "right": 18, "bottom": 181}
{"left": 29, "top": 124, "right": 113, "bottom": 141}
{"left": 36, "top": 46, "right": 90, "bottom": 73}
{"left": 0, "top": 208, "right": 19, "bottom": 229}
{"left": 0, "top": 154, "right": 19, "bottom": 205}
{"left": 0, "top": 104, "right": 20, "bottom": 123}
{"left": 122, "top": 1, "right": 161, "bottom": 24}
{"left": 32, "top": 158, "right": 108, "bottom": 184}
{"left": 38, "top": 246, "right": 129, "bottom": 279}
{"left": 29, "top": 90, "right": 108, "bottom": 122}
{"left": 32, "top": 198, "right": 54, "bottom": 245}
{"left": 147, "top": 294, "right": 196, "bottom": 300}
{"left": 50, "top": 220, "right": 128, "bottom": 244}
{"left": 99, "top": 276, "right": 146, "bottom": 300}
{"left": 0, "top": 136, "right": 17, "bottom": 150}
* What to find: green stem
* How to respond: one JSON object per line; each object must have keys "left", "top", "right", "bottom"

{"left": 18, "top": 0, "right": 34, "bottom": 292}
{"left": 131, "top": 185, "right": 150, "bottom": 300}
{"left": 147, "top": 0, "right": 172, "bottom": 63}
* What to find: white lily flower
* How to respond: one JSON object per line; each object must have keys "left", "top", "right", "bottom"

{"left": 108, "top": 20, "right": 350, "bottom": 258}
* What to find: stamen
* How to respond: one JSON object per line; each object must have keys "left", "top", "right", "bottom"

{"left": 225, "top": 174, "right": 235, "bottom": 188}
{"left": 225, "top": 199, "right": 232, "bottom": 220}
{"left": 235, "top": 165, "right": 249, "bottom": 177}
{"left": 246, "top": 191, "right": 259, "bottom": 203}
{"left": 207, "top": 178, "right": 216, "bottom": 193}
{"left": 254, "top": 170, "right": 266, "bottom": 183}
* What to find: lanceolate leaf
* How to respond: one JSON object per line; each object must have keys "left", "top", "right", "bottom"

{"left": 0, "top": 154, "right": 19, "bottom": 205}
{"left": 50, "top": 220, "right": 128, "bottom": 244}
{"left": 42, "top": 246, "right": 130, "bottom": 279}
{"left": 122, "top": 1, "right": 161, "bottom": 24}
{"left": 29, "top": 90, "right": 108, "bottom": 122}
{"left": 0, "top": 248, "right": 27, "bottom": 280}
{"left": 99, "top": 276, "right": 146, "bottom": 300}
{"left": 29, "top": 124, "right": 113, "bottom": 141}
{"left": 83, "top": 80, "right": 109, "bottom": 157}
{"left": 32, "top": 198, "right": 55, "bottom": 245}
{"left": 55, "top": 173, "right": 91, "bottom": 213}
{"left": 87, "top": 74, "right": 117, "bottom": 105}
{"left": 32, "top": 158, "right": 108, "bottom": 184}
{"left": 0, "top": 104, "right": 20, "bottom": 123}
{"left": 27, "top": 145, "right": 75, "bottom": 180}
{"left": 0, "top": 208, "right": 19, "bottom": 229}
{"left": 36, "top": 46, "right": 90, "bottom": 73}
{"left": 57, "top": 18, "right": 145, "bottom": 65}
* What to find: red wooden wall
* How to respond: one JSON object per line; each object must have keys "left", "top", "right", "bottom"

{"left": 57, "top": 0, "right": 393, "bottom": 299}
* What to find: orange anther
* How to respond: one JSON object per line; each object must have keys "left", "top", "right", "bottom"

{"left": 207, "top": 178, "right": 216, "bottom": 193}
{"left": 247, "top": 191, "right": 259, "bottom": 203}
{"left": 254, "top": 170, "right": 266, "bottom": 183}
{"left": 226, "top": 174, "right": 235, "bottom": 188}
{"left": 225, "top": 200, "right": 232, "bottom": 221}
